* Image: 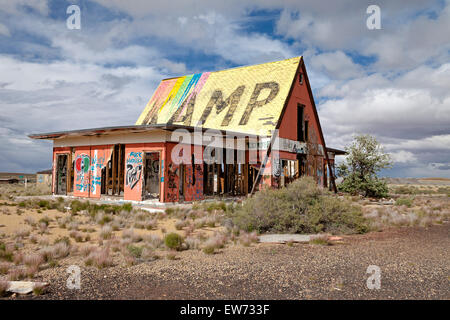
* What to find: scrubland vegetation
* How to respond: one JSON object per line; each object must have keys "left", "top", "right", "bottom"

{"left": 0, "top": 178, "right": 448, "bottom": 297}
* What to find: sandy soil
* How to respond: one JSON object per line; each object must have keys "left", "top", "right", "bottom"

{"left": 14, "top": 223, "right": 449, "bottom": 300}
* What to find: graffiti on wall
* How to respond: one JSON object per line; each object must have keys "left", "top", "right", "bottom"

{"left": 166, "top": 163, "right": 178, "bottom": 202}
{"left": 126, "top": 152, "right": 143, "bottom": 190}
{"left": 75, "top": 153, "right": 90, "bottom": 192}
{"left": 90, "top": 151, "right": 106, "bottom": 195}
{"left": 184, "top": 163, "right": 204, "bottom": 201}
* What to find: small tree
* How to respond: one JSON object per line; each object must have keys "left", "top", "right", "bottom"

{"left": 337, "top": 134, "right": 392, "bottom": 198}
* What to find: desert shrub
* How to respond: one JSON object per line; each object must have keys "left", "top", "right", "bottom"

{"left": 54, "top": 236, "right": 71, "bottom": 246}
{"left": 100, "top": 225, "right": 113, "bottom": 240}
{"left": 122, "top": 228, "right": 142, "bottom": 242}
{"left": 395, "top": 198, "right": 413, "bottom": 207}
{"left": 38, "top": 200, "right": 50, "bottom": 209}
{"left": 390, "top": 185, "right": 418, "bottom": 195}
{"left": 144, "top": 234, "right": 163, "bottom": 249}
{"left": 238, "top": 231, "right": 259, "bottom": 246}
{"left": 69, "top": 231, "right": 84, "bottom": 242}
{"left": 127, "top": 244, "right": 143, "bottom": 258}
{"left": 205, "top": 201, "right": 227, "bottom": 213}
{"left": 33, "top": 283, "right": 46, "bottom": 296}
{"left": 39, "top": 216, "right": 51, "bottom": 227}
{"left": 309, "top": 234, "right": 331, "bottom": 245}
{"left": 202, "top": 233, "right": 227, "bottom": 254}
{"left": 85, "top": 248, "right": 113, "bottom": 268}
{"left": 174, "top": 219, "right": 187, "bottom": 230}
{"left": 164, "top": 233, "right": 184, "bottom": 251}
{"left": 122, "top": 203, "right": 133, "bottom": 213}
{"left": 0, "top": 244, "right": 14, "bottom": 262}
{"left": 185, "top": 236, "right": 201, "bottom": 250}
{"left": 229, "top": 177, "right": 369, "bottom": 234}
{"left": 0, "top": 262, "right": 11, "bottom": 274}
{"left": 0, "top": 280, "right": 8, "bottom": 297}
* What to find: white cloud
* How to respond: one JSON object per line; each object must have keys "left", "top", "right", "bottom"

{"left": 0, "top": 0, "right": 449, "bottom": 178}
{"left": 0, "top": 23, "right": 10, "bottom": 36}
{"left": 309, "top": 51, "right": 364, "bottom": 80}
{"left": 390, "top": 150, "right": 417, "bottom": 164}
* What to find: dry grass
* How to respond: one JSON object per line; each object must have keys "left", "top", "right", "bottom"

{"left": 238, "top": 231, "right": 258, "bottom": 247}
{"left": 309, "top": 234, "right": 331, "bottom": 246}
{"left": 84, "top": 248, "right": 113, "bottom": 269}
{"left": 100, "top": 225, "right": 113, "bottom": 240}
{"left": 362, "top": 196, "right": 449, "bottom": 229}
{"left": 33, "top": 283, "right": 46, "bottom": 296}
{"left": 0, "top": 280, "right": 8, "bottom": 297}
{"left": 0, "top": 262, "right": 11, "bottom": 274}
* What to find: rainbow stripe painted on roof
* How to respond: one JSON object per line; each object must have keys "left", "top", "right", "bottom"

{"left": 136, "top": 56, "right": 301, "bottom": 136}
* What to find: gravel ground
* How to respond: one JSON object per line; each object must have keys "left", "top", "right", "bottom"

{"left": 11, "top": 223, "right": 450, "bottom": 300}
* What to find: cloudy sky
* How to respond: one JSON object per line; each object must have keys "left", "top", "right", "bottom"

{"left": 0, "top": 0, "right": 449, "bottom": 177}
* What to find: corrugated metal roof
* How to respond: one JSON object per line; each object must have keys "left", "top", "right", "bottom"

{"left": 136, "top": 57, "right": 302, "bottom": 136}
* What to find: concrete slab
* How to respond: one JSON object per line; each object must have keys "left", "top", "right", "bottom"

{"left": 6, "top": 281, "right": 48, "bottom": 295}
{"left": 140, "top": 207, "right": 165, "bottom": 214}
{"left": 258, "top": 234, "right": 312, "bottom": 243}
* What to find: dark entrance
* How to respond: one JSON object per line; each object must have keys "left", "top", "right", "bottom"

{"left": 142, "top": 152, "right": 161, "bottom": 200}
{"left": 55, "top": 154, "right": 68, "bottom": 195}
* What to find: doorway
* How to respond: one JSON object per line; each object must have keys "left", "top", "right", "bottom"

{"left": 142, "top": 152, "right": 161, "bottom": 200}
{"left": 55, "top": 154, "right": 68, "bottom": 195}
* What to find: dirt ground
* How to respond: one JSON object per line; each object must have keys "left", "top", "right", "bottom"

{"left": 23, "top": 223, "right": 450, "bottom": 300}
{"left": 1, "top": 182, "right": 449, "bottom": 300}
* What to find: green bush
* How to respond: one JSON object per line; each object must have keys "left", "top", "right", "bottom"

{"left": 38, "top": 200, "right": 50, "bottom": 209}
{"left": 229, "top": 177, "right": 369, "bottom": 235}
{"left": 122, "top": 203, "right": 133, "bottom": 212}
{"left": 339, "top": 176, "right": 389, "bottom": 198}
{"left": 164, "top": 233, "right": 184, "bottom": 251}
{"left": 127, "top": 245, "right": 143, "bottom": 258}
{"left": 205, "top": 201, "right": 227, "bottom": 213}
{"left": 390, "top": 185, "right": 420, "bottom": 195}
{"left": 395, "top": 198, "right": 413, "bottom": 207}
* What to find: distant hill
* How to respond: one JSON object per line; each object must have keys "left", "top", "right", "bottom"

{"left": 386, "top": 177, "right": 450, "bottom": 185}
{"left": 0, "top": 172, "right": 36, "bottom": 182}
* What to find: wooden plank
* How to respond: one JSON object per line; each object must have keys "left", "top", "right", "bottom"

{"left": 118, "top": 144, "right": 123, "bottom": 194}
{"left": 111, "top": 145, "right": 116, "bottom": 195}
{"left": 243, "top": 164, "right": 248, "bottom": 195}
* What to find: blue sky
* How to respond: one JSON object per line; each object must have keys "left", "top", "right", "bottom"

{"left": 0, "top": 0, "right": 449, "bottom": 177}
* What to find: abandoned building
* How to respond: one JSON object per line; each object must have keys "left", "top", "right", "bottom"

{"left": 29, "top": 56, "right": 344, "bottom": 202}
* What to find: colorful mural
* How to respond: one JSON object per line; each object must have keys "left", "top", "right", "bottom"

{"left": 73, "top": 148, "right": 90, "bottom": 197}
{"left": 136, "top": 57, "right": 301, "bottom": 136}
{"left": 126, "top": 152, "right": 143, "bottom": 190}
{"left": 166, "top": 163, "right": 179, "bottom": 202}
{"left": 89, "top": 146, "right": 113, "bottom": 198}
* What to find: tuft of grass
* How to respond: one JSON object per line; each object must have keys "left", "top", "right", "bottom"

{"left": 127, "top": 244, "right": 143, "bottom": 258}
{"left": 309, "top": 235, "right": 331, "bottom": 246}
{"left": 85, "top": 248, "right": 113, "bottom": 269}
{"left": 0, "top": 280, "right": 9, "bottom": 297}
{"left": 0, "top": 262, "right": 11, "bottom": 274}
{"left": 23, "top": 253, "right": 44, "bottom": 269}
{"left": 164, "top": 233, "right": 184, "bottom": 251}
{"left": 395, "top": 198, "right": 413, "bottom": 208}
{"left": 238, "top": 231, "right": 258, "bottom": 247}
{"left": 33, "top": 283, "right": 46, "bottom": 296}
{"left": 166, "top": 253, "right": 178, "bottom": 260}
{"left": 100, "top": 225, "right": 113, "bottom": 240}
{"left": 69, "top": 231, "right": 84, "bottom": 242}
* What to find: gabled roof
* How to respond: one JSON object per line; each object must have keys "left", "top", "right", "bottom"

{"left": 136, "top": 56, "right": 302, "bottom": 136}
